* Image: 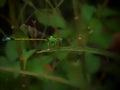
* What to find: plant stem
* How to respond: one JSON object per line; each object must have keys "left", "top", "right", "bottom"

{"left": 72, "top": 0, "right": 79, "bottom": 20}
{"left": 18, "top": 4, "right": 27, "bottom": 24}
{"left": 0, "top": 66, "right": 80, "bottom": 88}
{"left": 37, "top": 47, "right": 120, "bottom": 61}
{"left": 8, "top": 0, "right": 18, "bottom": 30}
{"left": 80, "top": 53, "right": 91, "bottom": 90}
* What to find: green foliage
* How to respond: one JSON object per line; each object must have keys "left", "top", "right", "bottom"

{"left": 40, "top": 55, "right": 54, "bottom": 65}
{"left": 5, "top": 41, "right": 19, "bottom": 62}
{"left": 19, "top": 24, "right": 30, "bottom": 37}
{"left": 55, "top": 52, "right": 68, "bottom": 60}
{"left": 0, "top": 56, "right": 8, "bottom": 66}
{"left": 81, "top": 4, "right": 96, "bottom": 22}
{"left": 0, "top": 0, "right": 120, "bottom": 90}
{"left": 87, "top": 15, "right": 111, "bottom": 48}
{"left": 35, "top": 10, "right": 66, "bottom": 28}
{"left": 66, "top": 61, "right": 86, "bottom": 86}
{"left": 22, "top": 49, "right": 36, "bottom": 60}
{"left": 90, "top": 32, "right": 112, "bottom": 48}
{"left": 85, "top": 53, "right": 101, "bottom": 74}
{"left": 26, "top": 58, "right": 46, "bottom": 73}
{"left": 59, "top": 29, "right": 71, "bottom": 38}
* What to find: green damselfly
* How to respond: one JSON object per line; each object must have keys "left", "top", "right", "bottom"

{"left": 2, "top": 36, "right": 62, "bottom": 48}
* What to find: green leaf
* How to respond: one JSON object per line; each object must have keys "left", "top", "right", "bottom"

{"left": 0, "top": 0, "right": 6, "bottom": 7}
{"left": 12, "top": 30, "right": 28, "bottom": 38}
{"left": 40, "top": 55, "right": 54, "bottom": 66}
{"left": 23, "top": 49, "right": 36, "bottom": 60}
{"left": 0, "top": 56, "right": 20, "bottom": 78}
{"left": 12, "top": 25, "right": 28, "bottom": 38}
{"left": 63, "top": 61, "right": 85, "bottom": 86}
{"left": 89, "top": 19, "right": 102, "bottom": 36}
{"left": 10, "top": 61, "right": 21, "bottom": 78}
{"left": 89, "top": 20, "right": 112, "bottom": 48}
{"left": 0, "top": 56, "right": 8, "bottom": 66}
{"left": 26, "top": 58, "right": 46, "bottom": 73}
{"left": 81, "top": 4, "right": 96, "bottom": 22}
{"left": 85, "top": 53, "right": 101, "bottom": 74}
{"left": 38, "top": 42, "right": 48, "bottom": 49}
{"left": 20, "top": 41, "right": 27, "bottom": 54}
{"left": 5, "top": 40, "right": 29, "bottom": 62}
{"left": 18, "top": 49, "right": 36, "bottom": 70}
{"left": 8, "top": 61, "right": 20, "bottom": 70}
{"left": 1, "top": 61, "right": 21, "bottom": 78}
{"left": 90, "top": 33, "right": 111, "bottom": 48}
{"left": 59, "top": 29, "right": 71, "bottom": 38}
{"left": 56, "top": 52, "right": 68, "bottom": 60}
{"left": 35, "top": 10, "right": 66, "bottom": 28}
{"left": 19, "top": 24, "right": 29, "bottom": 37}
{"left": 5, "top": 41, "right": 18, "bottom": 62}
{"left": 102, "top": 8, "right": 118, "bottom": 17}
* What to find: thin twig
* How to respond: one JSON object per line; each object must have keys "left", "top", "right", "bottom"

{"left": 56, "top": 0, "right": 64, "bottom": 8}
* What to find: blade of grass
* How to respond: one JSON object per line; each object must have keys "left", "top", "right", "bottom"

{"left": 37, "top": 47, "right": 120, "bottom": 60}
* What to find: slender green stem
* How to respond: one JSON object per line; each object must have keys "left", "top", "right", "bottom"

{"left": 73, "top": 2, "right": 90, "bottom": 89}
{"left": 37, "top": 46, "right": 120, "bottom": 60}
{"left": 0, "top": 66, "right": 80, "bottom": 88}
{"left": 8, "top": 0, "right": 18, "bottom": 30}
{"left": 18, "top": 4, "right": 27, "bottom": 24}
{"left": 80, "top": 54, "right": 91, "bottom": 90}
{"left": 72, "top": 0, "right": 80, "bottom": 20}
{"left": 46, "top": 0, "right": 54, "bottom": 9}
{"left": 55, "top": 0, "right": 64, "bottom": 8}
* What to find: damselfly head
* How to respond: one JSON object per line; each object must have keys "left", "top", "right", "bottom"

{"left": 2, "top": 37, "right": 14, "bottom": 41}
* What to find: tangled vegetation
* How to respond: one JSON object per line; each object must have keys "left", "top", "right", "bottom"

{"left": 0, "top": 0, "right": 120, "bottom": 90}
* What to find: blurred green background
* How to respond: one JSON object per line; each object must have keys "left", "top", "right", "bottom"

{"left": 0, "top": 0, "right": 120, "bottom": 90}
